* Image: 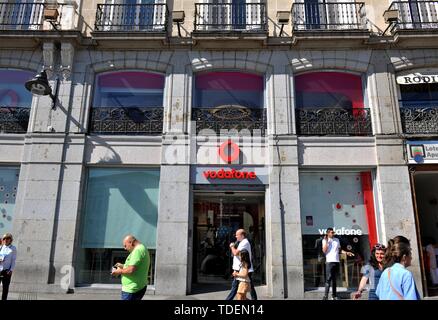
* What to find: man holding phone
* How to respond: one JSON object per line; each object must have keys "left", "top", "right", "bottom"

{"left": 322, "top": 228, "right": 354, "bottom": 300}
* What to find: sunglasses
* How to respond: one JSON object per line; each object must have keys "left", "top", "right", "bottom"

{"left": 374, "top": 243, "right": 386, "bottom": 250}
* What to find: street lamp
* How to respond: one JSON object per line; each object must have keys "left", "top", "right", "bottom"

{"left": 25, "top": 70, "right": 59, "bottom": 110}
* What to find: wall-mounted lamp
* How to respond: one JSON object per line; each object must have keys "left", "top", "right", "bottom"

{"left": 25, "top": 70, "right": 59, "bottom": 110}
{"left": 277, "top": 11, "right": 290, "bottom": 37}
{"left": 172, "top": 11, "right": 185, "bottom": 37}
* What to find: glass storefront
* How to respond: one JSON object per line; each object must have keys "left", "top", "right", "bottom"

{"left": 192, "top": 192, "right": 266, "bottom": 288}
{"left": 77, "top": 168, "right": 160, "bottom": 285}
{"left": 299, "top": 171, "right": 377, "bottom": 290}
{"left": 0, "top": 167, "right": 20, "bottom": 236}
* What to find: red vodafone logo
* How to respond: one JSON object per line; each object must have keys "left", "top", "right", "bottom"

{"left": 218, "top": 140, "right": 240, "bottom": 163}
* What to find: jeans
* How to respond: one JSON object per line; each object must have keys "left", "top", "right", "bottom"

{"left": 121, "top": 285, "right": 147, "bottom": 301}
{"left": 225, "top": 272, "right": 258, "bottom": 300}
{"left": 1, "top": 270, "right": 12, "bottom": 301}
{"left": 324, "top": 262, "right": 339, "bottom": 298}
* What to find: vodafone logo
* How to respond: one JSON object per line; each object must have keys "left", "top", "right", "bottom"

{"left": 203, "top": 169, "right": 257, "bottom": 180}
{"left": 218, "top": 140, "right": 240, "bottom": 163}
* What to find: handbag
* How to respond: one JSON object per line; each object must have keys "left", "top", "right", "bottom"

{"left": 237, "top": 281, "right": 249, "bottom": 294}
{"left": 388, "top": 268, "right": 404, "bottom": 300}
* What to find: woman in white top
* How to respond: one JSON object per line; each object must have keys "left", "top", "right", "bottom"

{"left": 0, "top": 233, "right": 17, "bottom": 300}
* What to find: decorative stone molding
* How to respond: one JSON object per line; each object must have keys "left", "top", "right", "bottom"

{"left": 43, "top": 42, "right": 55, "bottom": 77}
{"left": 60, "top": 42, "right": 74, "bottom": 80}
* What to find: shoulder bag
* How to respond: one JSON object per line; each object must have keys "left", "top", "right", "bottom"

{"left": 388, "top": 268, "right": 404, "bottom": 300}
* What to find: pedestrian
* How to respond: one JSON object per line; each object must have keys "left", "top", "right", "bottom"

{"left": 376, "top": 237, "right": 420, "bottom": 300}
{"left": 0, "top": 233, "right": 17, "bottom": 300}
{"left": 322, "top": 228, "right": 355, "bottom": 300}
{"left": 232, "top": 249, "right": 251, "bottom": 300}
{"left": 111, "top": 235, "right": 150, "bottom": 301}
{"left": 225, "top": 229, "right": 258, "bottom": 300}
{"left": 424, "top": 237, "right": 438, "bottom": 286}
{"left": 314, "top": 235, "right": 326, "bottom": 287}
{"left": 353, "top": 243, "right": 386, "bottom": 300}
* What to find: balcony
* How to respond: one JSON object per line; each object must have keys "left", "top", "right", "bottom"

{"left": 192, "top": 106, "right": 267, "bottom": 136}
{"left": 89, "top": 107, "right": 164, "bottom": 135}
{"left": 292, "top": 2, "right": 367, "bottom": 31}
{"left": 94, "top": 3, "right": 168, "bottom": 32}
{"left": 400, "top": 106, "right": 438, "bottom": 134}
{"left": 296, "top": 108, "right": 372, "bottom": 136}
{"left": 0, "top": 107, "right": 30, "bottom": 134}
{"left": 386, "top": 1, "right": 438, "bottom": 30}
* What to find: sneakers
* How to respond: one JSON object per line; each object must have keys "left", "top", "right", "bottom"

{"left": 322, "top": 296, "right": 328, "bottom": 300}
{"left": 331, "top": 296, "right": 341, "bottom": 300}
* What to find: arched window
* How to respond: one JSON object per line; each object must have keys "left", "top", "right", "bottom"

{"left": 91, "top": 71, "right": 165, "bottom": 135}
{"left": 93, "top": 71, "right": 164, "bottom": 108}
{"left": 194, "top": 71, "right": 264, "bottom": 109}
{"left": 295, "top": 72, "right": 364, "bottom": 109}
{"left": 0, "top": 69, "right": 33, "bottom": 108}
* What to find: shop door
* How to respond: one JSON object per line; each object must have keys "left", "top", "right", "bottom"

{"left": 411, "top": 170, "right": 438, "bottom": 297}
{"left": 192, "top": 192, "right": 266, "bottom": 290}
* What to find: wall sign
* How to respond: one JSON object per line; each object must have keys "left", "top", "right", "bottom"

{"left": 192, "top": 166, "right": 268, "bottom": 185}
{"left": 397, "top": 74, "right": 438, "bottom": 85}
{"left": 407, "top": 141, "right": 438, "bottom": 164}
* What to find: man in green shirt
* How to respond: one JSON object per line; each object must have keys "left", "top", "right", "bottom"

{"left": 111, "top": 235, "right": 150, "bottom": 300}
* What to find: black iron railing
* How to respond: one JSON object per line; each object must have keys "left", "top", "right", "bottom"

{"left": 0, "top": 107, "right": 30, "bottom": 133}
{"left": 192, "top": 106, "right": 267, "bottom": 135}
{"left": 89, "top": 107, "right": 164, "bottom": 135}
{"left": 95, "top": 3, "right": 168, "bottom": 31}
{"left": 400, "top": 106, "right": 438, "bottom": 134}
{"left": 387, "top": 1, "right": 438, "bottom": 29}
{"left": 0, "top": 2, "right": 45, "bottom": 30}
{"left": 194, "top": 3, "right": 267, "bottom": 31}
{"left": 296, "top": 108, "right": 372, "bottom": 136}
{"left": 292, "top": 2, "right": 367, "bottom": 30}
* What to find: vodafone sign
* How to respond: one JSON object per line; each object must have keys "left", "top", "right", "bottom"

{"left": 203, "top": 168, "right": 257, "bottom": 180}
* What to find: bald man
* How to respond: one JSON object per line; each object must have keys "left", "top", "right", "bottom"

{"left": 111, "top": 235, "right": 150, "bottom": 300}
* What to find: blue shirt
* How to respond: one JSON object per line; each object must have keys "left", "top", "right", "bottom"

{"left": 362, "top": 264, "right": 383, "bottom": 300}
{"left": 376, "top": 263, "right": 420, "bottom": 300}
{"left": 0, "top": 244, "right": 17, "bottom": 272}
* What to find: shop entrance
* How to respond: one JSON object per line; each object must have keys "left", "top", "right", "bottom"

{"left": 191, "top": 191, "right": 266, "bottom": 292}
{"left": 411, "top": 169, "right": 438, "bottom": 297}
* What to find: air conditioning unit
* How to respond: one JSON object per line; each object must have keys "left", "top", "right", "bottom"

{"left": 44, "top": 6, "right": 59, "bottom": 21}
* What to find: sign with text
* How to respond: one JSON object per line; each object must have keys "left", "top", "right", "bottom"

{"left": 407, "top": 141, "right": 438, "bottom": 164}
{"left": 192, "top": 166, "right": 268, "bottom": 185}
{"left": 397, "top": 74, "right": 438, "bottom": 85}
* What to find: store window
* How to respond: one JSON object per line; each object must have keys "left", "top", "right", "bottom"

{"left": 299, "top": 171, "right": 378, "bottom": 290}
{"left": 77, "top": 168, "right": 160, "bottom": 285}
{"left": 0, "top": 69, "right": 33, "bottom": 107}
{"left": 295, "top": 72, "right": 364, "bottom": 109}
{"left": 93, "top": 71, "right": 165, "bottom": 108}
{"left": 0, "top": 167, "right": 20, "bottom": 236}
{"left": 194, "top": 71, "right": 264, "bottom": 109}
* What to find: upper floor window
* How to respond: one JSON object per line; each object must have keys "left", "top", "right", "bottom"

{"left": 295, "top": 72, "right": 371, "bottom": 136}
{"left": 0, "top": 69, "right": 33, "bottom": 108}
{"left": 400, "top": 83, "right": 438, "bottom": 108}
{"left": 194, "top": 71, "right": 264, "bottom": 109}
{"left": 93, "top": 71, "right": 164, "bottom": 108}
{"left": 295, "top": 72, "right": 364, "bottom": 109}
{"left": 90, "top": 71, "right": 165, "bottom": 135}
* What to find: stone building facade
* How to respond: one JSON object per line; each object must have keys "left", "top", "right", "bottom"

{"left": 1, "top": 0, "right": 437, "bottom": 298}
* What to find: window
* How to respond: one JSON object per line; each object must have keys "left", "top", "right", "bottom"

{"left": 0, "top": 69, "right": 33, "bottom": 108}
{"left": 295, "top": 72, "right": 364, "bottom": 109}
{"left": 0, "top": 167, "right": 20, "bottom": 237}
{"left": 299, "top": 172, "right": 378, "bottom": 290}
{"left": 194, "top": 71, "right": 264, "bottom": 109}
{"left": 93, "top": 71, "right": 165, "bottom": 108}
{"left": 400, "top": 83, "right": 438, "bottom": 108}
{"left": 77, "top": 168, "right": 160, "bottom": 285}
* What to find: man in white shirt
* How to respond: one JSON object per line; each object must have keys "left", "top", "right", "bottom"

{"left": 0, "top": 233, "right": 17, "bottom": 300}
{"left": 322, "top": 228, "right": 354, "bottom": 300}
{"left": 225, "top": 229, "right": 257, "bottom": 300}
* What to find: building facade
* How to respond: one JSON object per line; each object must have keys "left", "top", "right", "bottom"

{"left": 1, "top": 0, "right": 438, "bottom": 298}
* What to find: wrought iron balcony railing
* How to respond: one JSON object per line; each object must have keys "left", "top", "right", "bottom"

{"left": 95, "top": 3, "right": 168, "bottom": 32}
{"left": 0, "top": 1, "right": 44, "bottom": 30}
{"left": 400, "top": 106, "right": 438, "bottom": 134}
{"left": 0, "top": 107, "right": 30, "bottom": 133}
{"left": 192, "top": 106, "right": 267, "bottom": 136}
{"left": 194, "top": 3, "right": 267, "bottom": 32}
{"left": 292, "top": 2, "right": 367, "bottom": 31}
{"left": 89, "top": 107, "right": 164, "bottom": 135}
{"left": 296, "top": 107, "right": 372, "bottom": 136}
{"left": 387, "top": 1, "right": 438, "bottom": 30}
